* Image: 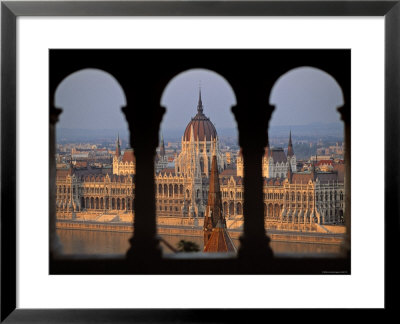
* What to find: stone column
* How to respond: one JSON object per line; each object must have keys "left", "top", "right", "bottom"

{"left": 339, "top": 102, "right": 351, "bottom": 254}
{"left": 232, "top": 92, "right": 273, "bottom": 260}
{"left": 123, "top": 92, "right": 165, "bottom": 261}
{"left": 50, "top": 106, "right": 63, "bottom": 257}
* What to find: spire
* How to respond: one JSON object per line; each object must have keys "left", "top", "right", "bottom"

{"left": 311, "top": 155, "right": 317, "bottom": 181}
{"left": 203, "top": 152, "right": 225, "bottom": 246}
{"left": 160, "top": 133, "right": 165, "bottom": 157}
{"left": 203, "top": 151, "right": 236, "bottom": 253}
{"left": 287, "top": 160, "right": 293, "bottom": 183}
{"left": 197, "top": 85, "right": 204, "bottom": 114}
{"left": 287, "top": 130, "right": 294, "bottom": 157}
{"left": 311, "top": 162, "right": 316, "bottom": 181}
{"left": 115, "top": 133, "right": 121, "bottom": 158}
{"left": 207, "top": 152, "right": 223, "bottom": 227}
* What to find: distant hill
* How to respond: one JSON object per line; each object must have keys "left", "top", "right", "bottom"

{"left": 57, "top": 128, "right": 129, "bottom": 144}
{"left": 269, "top": 122, "right": 344, "bottom": 138}
{"left": 57, "top": 122, "right": 343, "bottom": 143}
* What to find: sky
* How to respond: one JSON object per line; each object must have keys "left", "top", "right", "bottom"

{"left": 55, "top": 66, "right": 344, "bottom": 137}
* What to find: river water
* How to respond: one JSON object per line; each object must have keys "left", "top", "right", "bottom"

{"left": 57, "top": 229, "right": 343, "bottom": 256}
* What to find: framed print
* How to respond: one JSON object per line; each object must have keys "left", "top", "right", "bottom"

{"left": 1, "top": 0, "right": 397, "bottom": 321}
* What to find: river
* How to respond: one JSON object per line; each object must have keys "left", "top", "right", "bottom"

{"left": 57, "top": 229, "right": 343, "bottom": 256}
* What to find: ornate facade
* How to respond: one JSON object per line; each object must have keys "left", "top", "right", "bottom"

{"left": 56, "top": 91, "right": 344, "bottom": 227}
{"left": 155, "top": 89, "right": 226, "bottom": 218}
{"left": 56, "top": 167, "right": 135, "bottom": 219}
{"left": 237, "top": 131, "right": 297, "bottom": 178}
{"left": 113, "top": 133, "right": 136, "bottom": 176}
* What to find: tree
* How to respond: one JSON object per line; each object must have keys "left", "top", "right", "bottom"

{"left": 176, "top": 240, "right": 200, "bottom": 252}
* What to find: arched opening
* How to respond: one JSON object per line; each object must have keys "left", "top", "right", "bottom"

{"left": 156, "top": 68, "right": 237, "bottom": 252}
{"left": 274, "top": 204, "right": 280, "bottom": 220}
{"left": 265, "top": 66, "right": 346, "bottom": 234}
{"left": 236, "top": 202, "right": 242, "bottom": 215}
{"left": 223, "top": 202, "right": 228, "bottom": 218}
{"left": 268, "top": 204, "right": 273, "bottom": 219}
{"left": 229, "top": 202, "right": 234, "bottom": 217}
{"left": 54, "top": 68, "right": 132, "bottom": 253}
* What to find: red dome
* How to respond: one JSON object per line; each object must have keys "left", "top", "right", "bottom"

{"left": 183, "top": 89, "right": 217, "bottom": 141}
{"left": 184, "top": 113, "right": 217, "bottom": 141}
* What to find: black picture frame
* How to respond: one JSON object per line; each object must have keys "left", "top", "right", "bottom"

{"left": 1, "top": 0, "right": 397, "bottom": 322}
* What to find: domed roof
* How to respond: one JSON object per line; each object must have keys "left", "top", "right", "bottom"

{"left": 183, "top": 89, "right": 217, "bottom": 141}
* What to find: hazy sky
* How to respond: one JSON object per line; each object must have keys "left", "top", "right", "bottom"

{"left": 269, "top": 67, "right": 343, "bottom": 126}
{"left": 55, "top": 66, "right": 344, "bottom": 134}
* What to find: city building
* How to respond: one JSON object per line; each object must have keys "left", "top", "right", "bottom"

{"left": 155, "top": 89, "right": 226, "bottom": 218}
{"left": 56, "top": 91, "right": 345, "bottom": 227}
{"left": 236, "top": 131, "right": 297, "bottom": 178}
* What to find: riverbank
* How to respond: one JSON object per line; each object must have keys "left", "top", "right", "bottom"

{"left": 56, "top": 218, "right": 345, "bottom": 245}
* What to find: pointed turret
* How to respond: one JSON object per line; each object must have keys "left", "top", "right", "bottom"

{"left": 311, "top": 158, "right": 316, "bottom": 181}
{"left": 183, "top": 86, "right": 218, "bottom": 141}
{"left": 197, "top": 85, "right": 204, "bottom": 114}
{"left": 287, "top": 160, "right": 293, "bottom": 183}
{"left": 115, "top": 133, "right": 121, "bottom": 158}
{"left": 203, "top": 219, "right": 237, "bottom": 253}
{"left": 160, "top": 133, "right": 166, "bottom": 157}
{"left": 203, "top": 152, "right": 224, "bottom": 246}
{"left": 287, "top": 130, "right": 294, "bottom": 157}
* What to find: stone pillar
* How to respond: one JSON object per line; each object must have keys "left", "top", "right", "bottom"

{"left": 232, "top": 93, "right": 274, "bottom": 260}
{"left": 50, "top": 105, "right": 63, "bottom": 257}
{"left": 123, "top": 92, "right": 165, "bottom": 261}
{"left": 339, "top": 102, "right": 351, "bottom": 255}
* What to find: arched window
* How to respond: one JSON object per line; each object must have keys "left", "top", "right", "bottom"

{"left": 229, "top": 202, "right": 234, "bottom": 215}
{"left": 236, "top": 202, "right": 242, "bottom": 215}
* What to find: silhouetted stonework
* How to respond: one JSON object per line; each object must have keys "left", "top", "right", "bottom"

{"left": 203, "top": 154, "right": 225, "bottom": 247}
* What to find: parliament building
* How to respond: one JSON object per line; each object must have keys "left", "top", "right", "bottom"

{"left": 56, "top": 91, "right": 345, "bottom": 227}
